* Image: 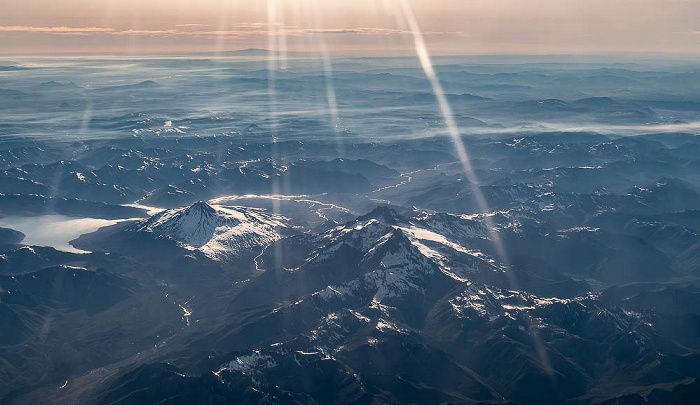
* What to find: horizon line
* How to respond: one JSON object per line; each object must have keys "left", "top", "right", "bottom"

{"left": 2, "top": 48, "right": 700, "bottom": 60}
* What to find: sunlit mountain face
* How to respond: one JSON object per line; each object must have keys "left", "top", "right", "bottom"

{"left": 1, "top": 1, "right": 700, "bottom": 405}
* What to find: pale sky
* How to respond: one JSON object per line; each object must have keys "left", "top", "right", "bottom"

{"left": 1, "top": 0, "right": 698, "bottom": 55}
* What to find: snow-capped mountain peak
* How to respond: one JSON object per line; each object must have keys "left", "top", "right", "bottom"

{"left": 137, "top": 201, "right": 288, "bottom": 260}
{"left": 139, "top": 201, "right": 238, "bottom": 248}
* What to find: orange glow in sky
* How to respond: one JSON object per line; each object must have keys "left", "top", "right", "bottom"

{"left": 1, "top": 0, "right": 698, "bottom": 54}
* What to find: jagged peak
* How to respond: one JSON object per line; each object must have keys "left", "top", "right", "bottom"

{"left": 356, "top": 206, "right": 403, "bottom": 225}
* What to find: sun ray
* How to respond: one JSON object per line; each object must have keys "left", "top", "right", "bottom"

{"left": 311, "top": 1, "right": 344, "bottom": 156}
{"left": 398, "top": 0, "right": 555, "bottom": 375}
{"left": 267, "top": 0, "right": 283, "bottom": 269}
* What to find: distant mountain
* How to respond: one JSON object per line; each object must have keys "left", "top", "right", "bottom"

{"left": 507, "top": 97, "right": 660, "bottom": 123}
{"left": 34, "top": 81, "right": 82, "bottom": 90}
{"left": 225, "top": 48, "right": 275, "bottom": 56}
{"left": 0, "top": 65, "right": 30, "bottom": 71}
{"left": 92, "top": 80, "right": 158, "bottom": 92}
{"left": 217, "top": 48, "right": 312, "bottom": 57}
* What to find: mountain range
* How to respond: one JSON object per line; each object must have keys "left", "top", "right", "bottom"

{"left": 1, "top": 55, "right": 700, "bottom": 404}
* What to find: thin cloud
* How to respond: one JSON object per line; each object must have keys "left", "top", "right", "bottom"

{"left": 174, "top": 24, "right": 212, "bottom": 28}
{"left": 304, "top": 28, "right": 407, "bottom": 35}
{"left": 0, "top": 25, "right": 460, "bottom": 40}
{"left": 303, "top": 28, "right": 462, "bottom": 36}
{"left": 110, "top": 29, "right": 180, "bottom": 37}
{"left": 0, "top": 25, "right": 115, "bottom": 34}
{"left": 235, "top": 22, "right": 283, "bottom": 29}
